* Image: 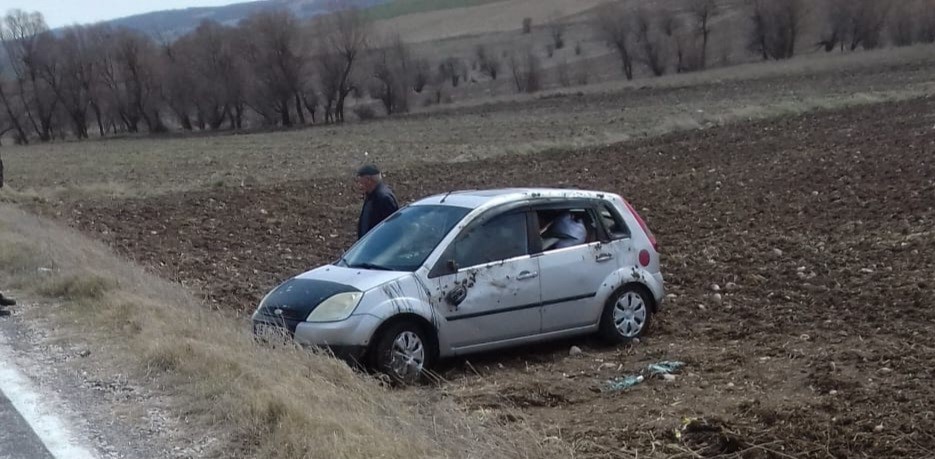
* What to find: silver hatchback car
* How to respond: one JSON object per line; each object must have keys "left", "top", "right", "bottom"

{"left": 252, "top": 188, "right": 664, "bottom": 382}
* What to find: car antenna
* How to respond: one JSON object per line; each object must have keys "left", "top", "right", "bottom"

{"left": 440, "top": 190, "right": 454, "bottom": 203}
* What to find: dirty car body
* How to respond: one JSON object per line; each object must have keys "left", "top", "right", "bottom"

{"left": 252, "top": 188, "right": 664, "bottom": 380}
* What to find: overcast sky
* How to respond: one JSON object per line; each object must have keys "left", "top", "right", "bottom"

{"left": 0, "top": 0, "right": 239, "bottom": 28}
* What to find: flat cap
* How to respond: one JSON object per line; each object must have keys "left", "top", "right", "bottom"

{"left": 356, "top": 164, "right": 381, "bottom": 176}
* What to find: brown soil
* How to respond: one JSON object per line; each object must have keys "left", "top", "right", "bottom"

{"left": 65, "top": 97, "right": 935, "bottom": 457}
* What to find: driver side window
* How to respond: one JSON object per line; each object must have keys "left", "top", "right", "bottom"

{"left": 452, "top": 212, "right": 528, "bottom": 269}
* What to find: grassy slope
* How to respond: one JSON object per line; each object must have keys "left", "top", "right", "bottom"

{"left": 0, "top": 202, "right": 561, "bottom": 458}
{"left": 365, "top": 0, "right": 507, "bottom": 20}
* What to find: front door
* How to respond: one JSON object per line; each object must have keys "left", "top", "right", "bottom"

{"left": 431, "top": 211, "right": 542, "bottom": 349}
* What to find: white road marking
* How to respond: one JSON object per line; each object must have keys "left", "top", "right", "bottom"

{"left": 0, "top": 339, "right": 98, "bottom": 459}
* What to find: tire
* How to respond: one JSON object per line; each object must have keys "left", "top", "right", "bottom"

{"left": 369, "top": 320, "right": 435, "bottom": 385}
{"left": 599, "top": 285, "right": 654, "bottom": 344}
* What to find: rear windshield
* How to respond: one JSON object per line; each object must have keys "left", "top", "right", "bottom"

{"left": 339, "top": 205, "right": 470, "bottom": 272}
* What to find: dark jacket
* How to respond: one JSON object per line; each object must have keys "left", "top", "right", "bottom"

{"left": 358, "top": 182, "right": 399, "bottom": 239}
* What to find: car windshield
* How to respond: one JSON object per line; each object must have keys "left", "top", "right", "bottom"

{"left": 339, "top": 205, "right": 471, "bottom": 272}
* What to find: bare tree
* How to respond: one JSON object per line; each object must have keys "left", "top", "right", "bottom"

{"left": 368, "top": 35, "right": 411, "bottom": 115}
{"left": 556, "top": 59, "right": 571, "bottom": 87}
{"left": 79, "top": 27, "right": 167, "bottom": 135}
{"left": 1, "top": 9, "right": 58, "bottom": 141}
{"left": 299, "top": 80, "right": 319, "bottom": 124}
{"left": 438, "top": 57, "right": 466, "bottom": 87}
{"left": 240, "top": 11, "right": 305, "bottom": 127}
{"left": 0, "top": 63, "right": 28, "bottom": 144}
{"left": 320, "top": 3, "right": 371, "bottom": 123}
{"left": 548, "top": 14, "right": 565, "bottom": 50}
{"left": 160, "top": 38, "right": 197, "bottom": 130}
{"left": 508, "top": 47, "right": 541, "bottom": 93}
{"left": 174, "top": 21, "right": 247, "bottom": 130}
{"left": 475, "top": 45, "right": 501, "bottom": 80}
{"left": 46, "top": 26, "right": 102, "bottom": 138}
{"left": 79, "top": 25, "right": 112, "bottom": 136}
{"left": 634, "top": 8, "right": 671, "bottom": 77}
{"left": 848, "top": 0, "right": 890, "bottom": 50}
{"left": 597, "top": 2, "right": 635, "bottom": 80}
{"left": 411, "top": 58, "right": 430, "bottom": 93}
{"left": 818, "top": 0, "right": 849, "bottom": 52}
{"left": 216, "top": 24, "right": 248, "bottom": 129}
{"left": 888, "top": 2, "right": 916, "bottom": 47}
{"left": 748, "top": 0, "right": 770, "bottom": 60}
{"left": 689, "top": 0, "right": 717, "bottom": 68}
{"left": 659, "top": 9, "right": 697, "bottom": 73}
{"left": 112, "top": 29, "right": 166, "bottom": 133}
{"left": 917, "top": 1, "right": 935, "bottom": 43}
{"left": 820, "top": 0, "right": 890, "bottom": 52}
{"left": 317, "top": 51, "right": 343, "bottom": 124}
{"left": 94, "top": 27, "right": 140, "bottom": 134}
{"left": 748, "top": 0, "right": 806, "bottom": 60}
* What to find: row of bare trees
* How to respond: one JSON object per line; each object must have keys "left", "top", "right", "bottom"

{"left": 594, "top": 0, "right": 935, "bottom": 81}
{"left": 0, "top": 5, "right": 421, "bottom": 143}
{"left": 820, "top": 0, "right": 935, "bottom": 52}
{"left": 597, "top": 0, "right": 720, "bottom": 80}
{"left": 4, "top": 0, "right": 935, "bottom": 143}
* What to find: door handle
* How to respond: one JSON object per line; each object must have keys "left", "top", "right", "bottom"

{"left": 596, "top": 253, "right": 614, "bottom": 262}
{"left": 517, "top": 271, "right": 539, "bottom": 280}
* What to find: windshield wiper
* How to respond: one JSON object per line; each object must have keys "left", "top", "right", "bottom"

{"left": 348, "top": 262, "right": 394, "bottom": 271}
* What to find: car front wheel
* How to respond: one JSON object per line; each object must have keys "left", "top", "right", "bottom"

{"left": 599, "top": 285, "right": 653, "bottom": 344}
{"left": 369, "top": 320, "right": 434, "bottom": 385}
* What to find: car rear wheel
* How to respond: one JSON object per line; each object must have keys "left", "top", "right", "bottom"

{"left": 369, "top": 320, "right": 434, "bottom": 385}
{"left": 599, "top": 285, "right": 653, "bottom": 344}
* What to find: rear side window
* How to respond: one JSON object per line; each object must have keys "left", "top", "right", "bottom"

{"left": 599, "top": 203, "right": 630, "bottom": 240}
{"left": 452, "top": 212, "right": 528, "bottom": 268}
{"left": 536, "top": 207, "right": 595, "bottom": 251}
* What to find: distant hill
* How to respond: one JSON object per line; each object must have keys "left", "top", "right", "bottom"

{"left": 94, "top": 0, "right": 509, "bottom": 38}
{"left": 101, "top": 0, "right": 388, "bottom": 38}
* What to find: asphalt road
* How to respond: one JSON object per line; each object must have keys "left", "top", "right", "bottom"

{"left": 0, "top": 314, "right": 96, "bottom": 459}
{"left": 0, "top": 391, "right": 54, "bottom": 459}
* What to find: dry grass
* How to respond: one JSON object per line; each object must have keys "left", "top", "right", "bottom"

{"left": 0, "top": 203, "right": 564, "bottom": 458}
{"left": 38, "top": 274, "right": 114, "bottom": 300}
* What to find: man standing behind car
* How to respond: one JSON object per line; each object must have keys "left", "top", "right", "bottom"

{"left": 356, "top": 164, "right": 399, "bottom": 239}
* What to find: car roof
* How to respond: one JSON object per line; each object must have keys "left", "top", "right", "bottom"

{"left": 413, "top": 188, "right": 617, "bottom": 210}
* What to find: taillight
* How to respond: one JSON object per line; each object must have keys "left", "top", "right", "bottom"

{"left": 624, "top": 199, "right": 657, "bottom": 251}
{"left": 638, "top": 249, "right": 651, "bottom": 267}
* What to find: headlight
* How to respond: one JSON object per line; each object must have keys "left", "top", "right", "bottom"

{"left": 305, "top": 292, "right": 363, "bottom": 323}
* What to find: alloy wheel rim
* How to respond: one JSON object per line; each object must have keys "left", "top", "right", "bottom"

{"left": 613, "top": 292, "right": 647, "bottom": 338}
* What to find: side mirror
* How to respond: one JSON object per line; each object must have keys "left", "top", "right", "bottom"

{"left": 446, "top": 284, "right": 467, "bottom": 307}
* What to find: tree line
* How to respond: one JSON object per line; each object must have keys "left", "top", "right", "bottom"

{"left": 596, "top": 0, "right": 935, "bottom": 81}
{"left": 2, "top": 0, "right": 935, "bottom": 144}
{"left": 0, "top": 5, "right": 388, "bottom": 144}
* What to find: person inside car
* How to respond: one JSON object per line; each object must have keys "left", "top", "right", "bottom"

{"left": 542, "top": 211, "right": 587, "bottom": 250}
{"left": 356, "top": 164, "right": 399, "bottom": 240}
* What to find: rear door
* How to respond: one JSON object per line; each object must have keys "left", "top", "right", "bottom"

{"left": 430, "top": 210, "right": 542, "bottom": 349}
{"left": 535, "top": 201, "right": 620, "bottom": 332}
{"left": 597, "top": 200, "right": 637, "bottom": 268}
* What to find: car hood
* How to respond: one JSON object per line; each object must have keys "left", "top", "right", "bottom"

{"left": 252, "top": 266, "right": 411, "bottom": 326}
{"left": 294, "top": 264, "right": 411, "bottom": 292}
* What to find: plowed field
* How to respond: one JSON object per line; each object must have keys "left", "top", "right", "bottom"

{"left": 68, "top": 98, "right": 935, "bottom": 457}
